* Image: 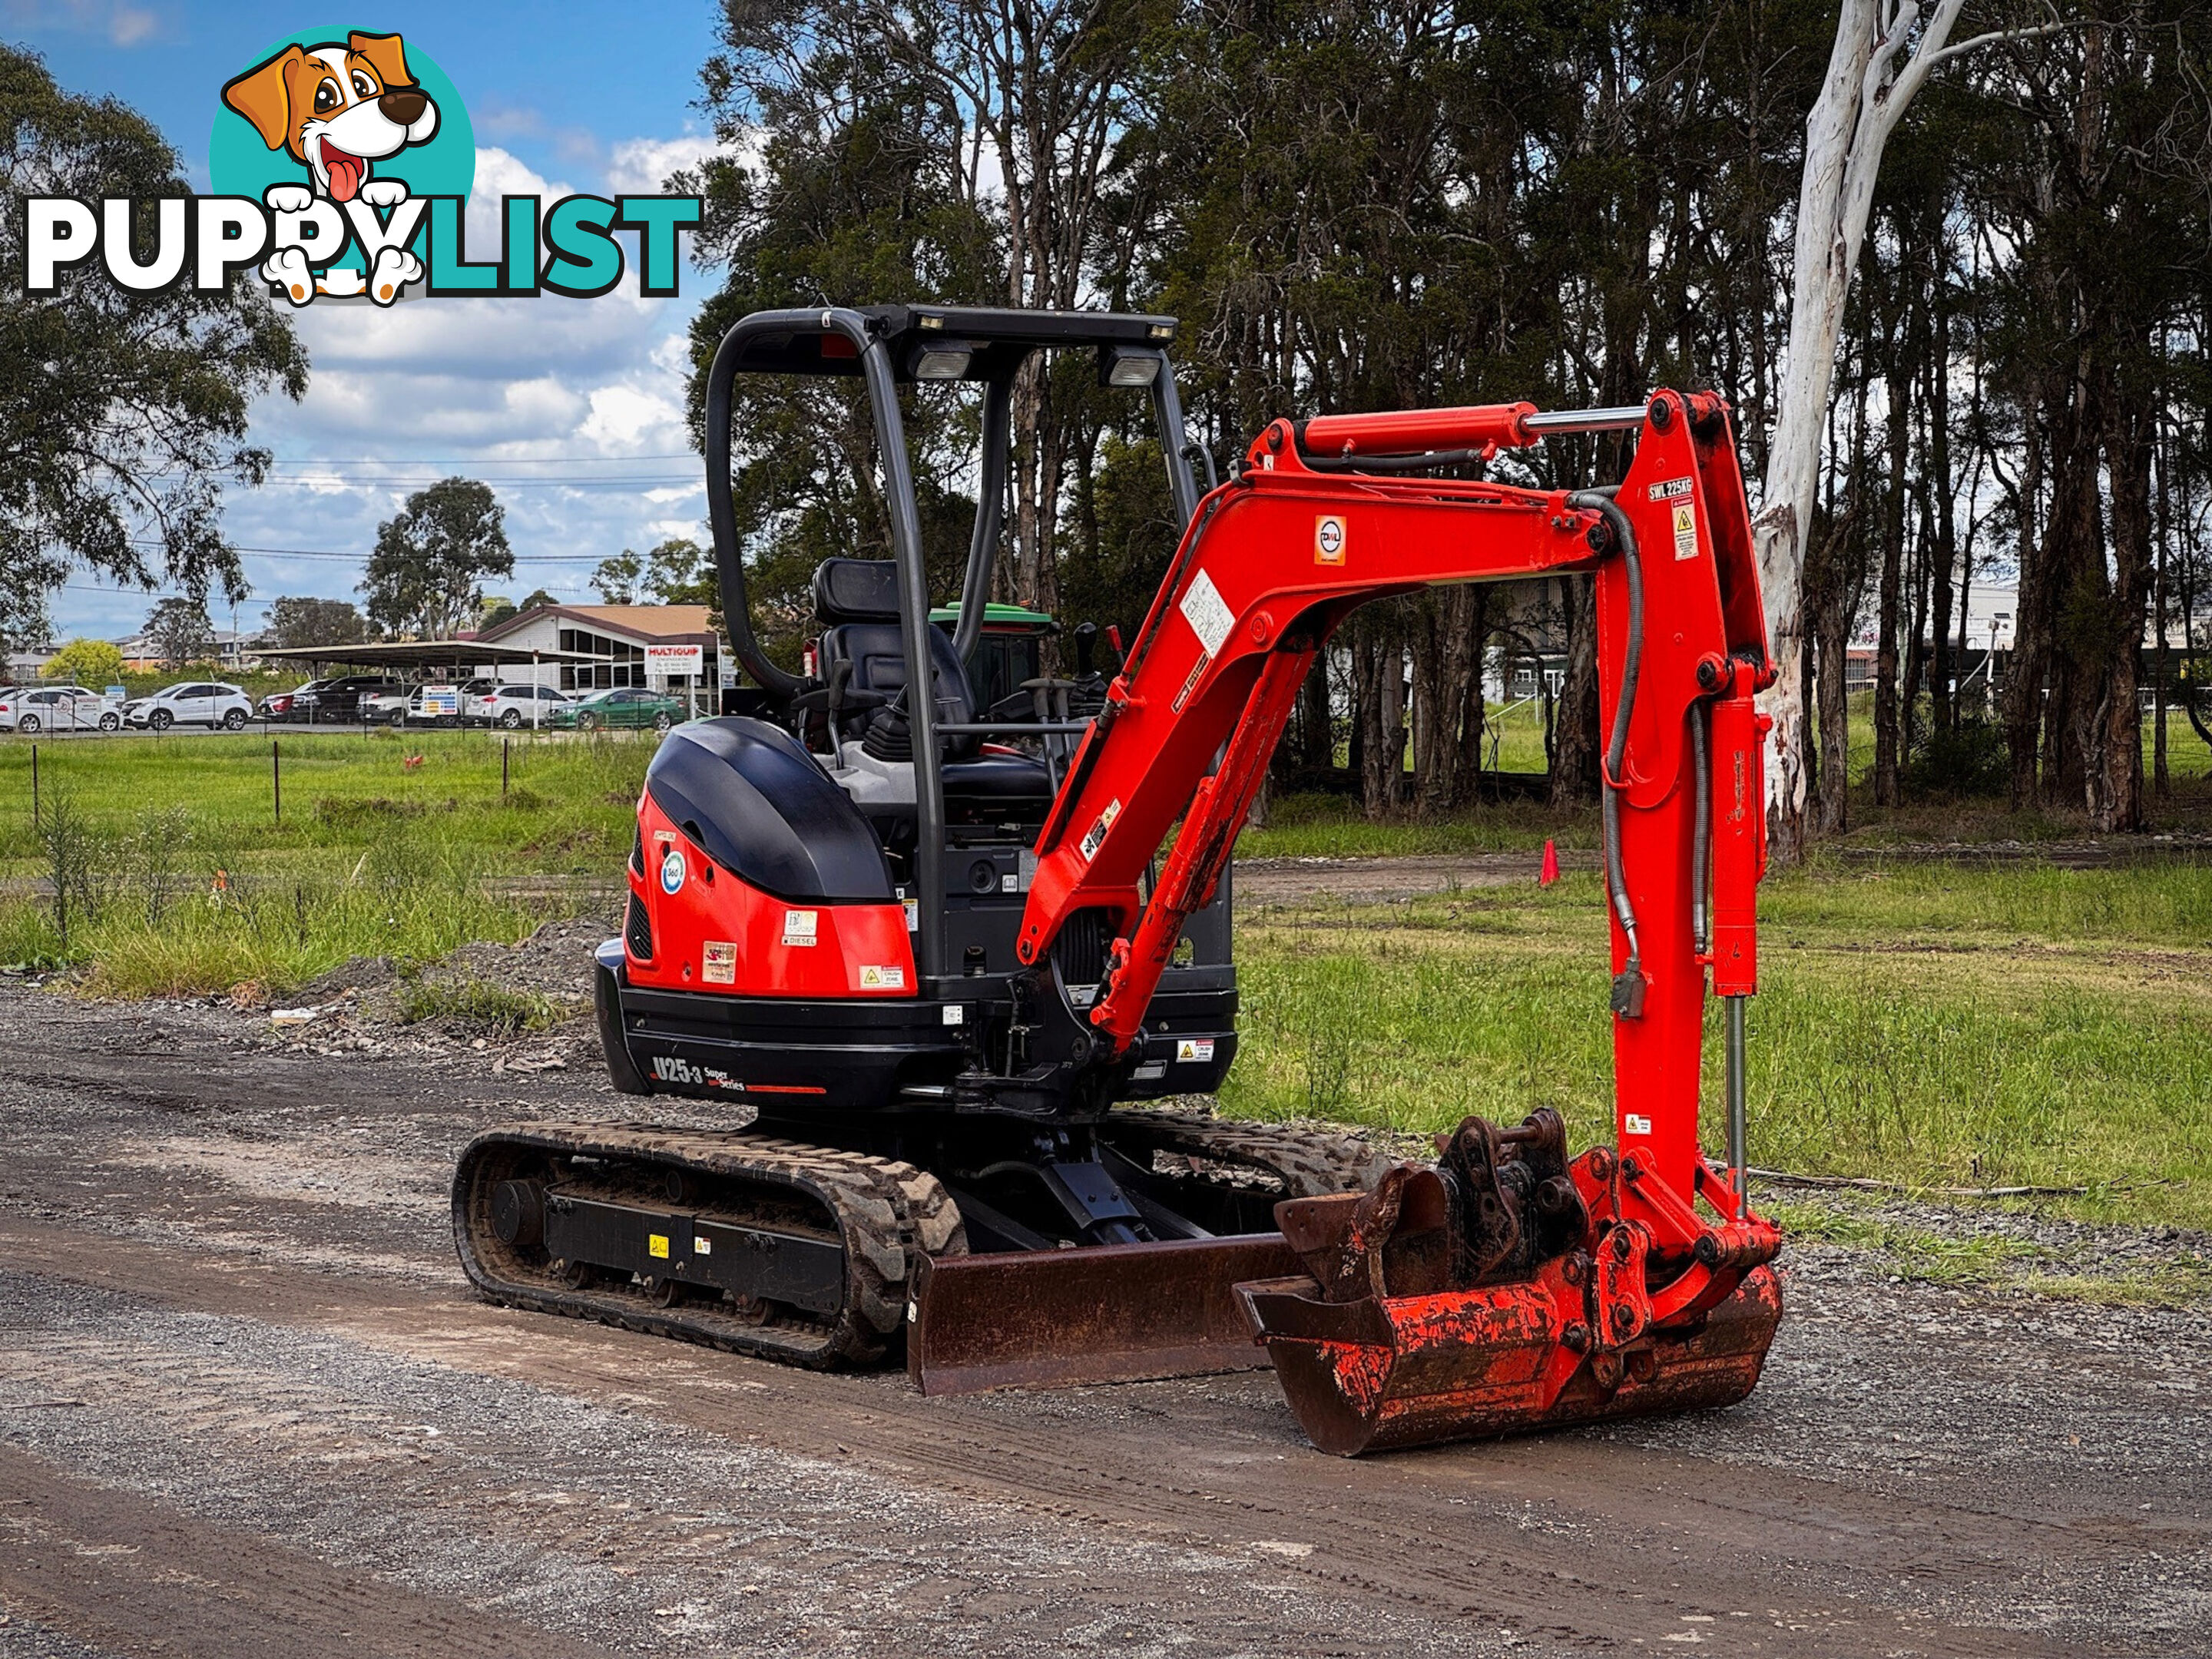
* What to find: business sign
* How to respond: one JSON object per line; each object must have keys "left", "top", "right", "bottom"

{"left": 644, "top": 644, "right": 704, "bottom": 677}
{"left": 420, "top": 685, "right": 459, "bottom": 716}
{"left": 21, "top": 28, "right": 700, "bottom": 310}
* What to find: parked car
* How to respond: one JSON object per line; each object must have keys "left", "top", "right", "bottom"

{"left": 469, "top": 684, "right": 570, "bottom": 728}
{"left": 549, "top": 687, "right": 684, "bottom": 732}
{"left": 124, "top": 681, "right": 253, "bottom": 731}
{"left": 361, "top": 684, "right": 410, "bottom": 724}
{"left": 293, "top": 674, "right": 404, "bottom": 723}
{"left": 260, "top": 678, "right": 334, "bottom": 720}
{"left": 0, "top": 685, "right": 121, "bottom": 733}
{"left": 403, "top": 680, "right": 495, "bottom": 727}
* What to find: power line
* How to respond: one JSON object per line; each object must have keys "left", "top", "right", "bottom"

{"left": 124, "top": 539, "right": 651, "bottom": 565}
{"left": 264, "top": 453, "right": 697, "bottom": 467}
{"left": 250, "top": 475, "right": 700, "bottom": 489}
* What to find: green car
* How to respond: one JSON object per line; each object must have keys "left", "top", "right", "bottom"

{"left": 550, "top": 687, "right": 687, "bottom": 732}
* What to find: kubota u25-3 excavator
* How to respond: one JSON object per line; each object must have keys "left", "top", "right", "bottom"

{"left": 453, "top": 303, "right": 1783, "bottom": 1455}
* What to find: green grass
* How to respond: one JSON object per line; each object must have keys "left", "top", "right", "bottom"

{"left": 0, "top": 728, "right": 650, "bottom": 878}
{"left": 396, "top": 977, "right": 575, "bottom": 1035}
{"left": 0, "top": 728, "right": 651, "bottom": 995}
{"left": 10, "top": 718, "right": 2212, "bottom": 1240}
{"left": 1221, "top": 864, "right": 2212, "bottom": 1230}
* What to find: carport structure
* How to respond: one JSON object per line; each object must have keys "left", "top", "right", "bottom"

{"left": 257, "top": 640, "right": 601, "bottom": 729}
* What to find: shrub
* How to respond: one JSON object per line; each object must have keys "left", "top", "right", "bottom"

{"left": 1901, "top": 714, "right": 2010, "bottom": 799}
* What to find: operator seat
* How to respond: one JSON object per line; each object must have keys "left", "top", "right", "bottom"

{"left": 809, "top": 558, "right": 1054, "bottom": 817}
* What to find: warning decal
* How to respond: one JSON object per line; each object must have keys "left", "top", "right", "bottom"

{"left": 1078, "top": 798, "right": 1122, "bottom": 863}
{"left": 1314, "top": 515, "right": 1346, "bottom": 565}
{"left": 1671, "top": 501, "right": 1698, "bottom": 560}
{"left": 1171, "top": 651, "right": 1210, "bottom": 713}
{"left": 1179, "top": 568, "right": 1235, "bottom": 656}
{"left": 859, "top": 964, "right": 907, "bottom": 990}
{"left": 702, "top": 941, "right": 737, "bottom": 984}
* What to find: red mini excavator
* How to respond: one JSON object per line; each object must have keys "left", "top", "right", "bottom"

{"left": 452, "top": 303, "right": 1783, "bottom": 1455}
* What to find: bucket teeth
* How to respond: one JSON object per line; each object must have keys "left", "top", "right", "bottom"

{"left": 1237, "top": 1110, "right": 1784, "bottom": 1455}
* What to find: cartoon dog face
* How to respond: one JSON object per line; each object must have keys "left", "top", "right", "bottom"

{"left": 221, "top": 31, "right": 438, "bottom": 204}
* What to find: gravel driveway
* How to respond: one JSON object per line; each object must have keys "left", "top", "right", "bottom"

{"left": 0, "top": 980, "right": 2203, "bottom": 1658}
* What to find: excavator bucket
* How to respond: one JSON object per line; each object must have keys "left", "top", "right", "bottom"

{"left": 1235, "top": 1112, "right": 1783, "bottom": 1455}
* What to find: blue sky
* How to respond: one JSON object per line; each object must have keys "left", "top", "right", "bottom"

{"left": 5, "top": 2, "right": 732, "bottom": 641}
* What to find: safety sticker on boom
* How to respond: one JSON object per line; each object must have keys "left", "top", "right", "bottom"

{"left": 1179, "top": 568, "right": 1234, "bottom": 656}
{"left": 1649, "top": 476, "right": 1699, "bottom": 560}
{"left": 1079, "top": 798, "right": 1122, "bottom": 863}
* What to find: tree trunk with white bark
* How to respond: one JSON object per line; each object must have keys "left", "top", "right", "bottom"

{"left": 1755, "top": 0, "right": 1994, "bottom": 859}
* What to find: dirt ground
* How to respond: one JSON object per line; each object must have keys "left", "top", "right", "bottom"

{"left": 0, "top": 959, "right": 2207, "bottom": 1657}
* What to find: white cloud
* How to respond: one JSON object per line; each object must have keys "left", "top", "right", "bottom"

{"left": 605, "top": 132, "right": 736, "bottom": 196}
{"left": 1, "top": 0, "right": 161, "bottom": 46}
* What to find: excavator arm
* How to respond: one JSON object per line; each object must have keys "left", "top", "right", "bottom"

{"left": 1021, "top": 390, "right": 1772, "bottom": 1205}
{"left": 1002, "top": 390, "right": 1786, "bottom": 1453}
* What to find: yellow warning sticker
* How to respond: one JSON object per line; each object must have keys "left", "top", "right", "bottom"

{"left": 1671, "top": 502, "right": 1697, "bottom": 560}
{"left": 647, "top": 1233, "right": 671, "bottom": 1258}
{"left": 693, "top": 1235, "right": 713, "bottom": 1257}
{"left": 1078, "top": 798, "right": 1122, "bottom": 863}
{"left": 859, "top": 964, "right": 907, "bottom": 990}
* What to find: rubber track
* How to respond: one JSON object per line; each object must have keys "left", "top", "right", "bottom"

{"left": 452, "top": 1123, "right": 965, "bottom": 1369}
{"left": 1099, "top": 1109, "right": 1392, "bottom": 1197}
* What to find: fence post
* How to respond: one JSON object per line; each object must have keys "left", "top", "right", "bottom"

{"left": 29, "top": 743, "right": 37, "bottom": 828}
{"left": 273, "top": 737, "right": 282, "bottom": 823}
{"left": 502, "top": 737, "right": 510, "bottom": 796}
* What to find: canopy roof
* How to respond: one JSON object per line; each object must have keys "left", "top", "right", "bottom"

{"left": 724, "top": 304, "right": 1177, "bottom": 385}
{"left": 255, "top": 639, "right": 598, "bottom": 671}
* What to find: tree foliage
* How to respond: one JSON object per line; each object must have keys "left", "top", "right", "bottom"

{"left": 142, "top": 598, "right": 214, "bottom": 671}
{"left": 359, "top": 478, "right": 514, "bottom": 639}
{"left": 688, "top": 1, "right": 2212, "bottom": 830}
{"left": 0, "top": 43, "right": 307, "bottom": 644}
{"left": 41, "top": 637, "right": 124, "bottom": 686}
{"left": 265, "top": 594, "right": 365, "bottom": 649}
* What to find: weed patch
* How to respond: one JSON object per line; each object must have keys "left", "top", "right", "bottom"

{"left": 396, "top": 978, "right": 570, "bottom": 1035}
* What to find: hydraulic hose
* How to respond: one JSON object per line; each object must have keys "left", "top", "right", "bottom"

{"left": 951, "top": 379, "right": 1012, "bottom": 667}
{"left": 1566, "top": 488, "right": 1644, "bottom": 1012}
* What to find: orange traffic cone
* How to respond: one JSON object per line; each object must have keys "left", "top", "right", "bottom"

{"left": 1539, "top": 839, "right": 1559, "bottom": 886}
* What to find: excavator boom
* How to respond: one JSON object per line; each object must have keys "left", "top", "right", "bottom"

{"left": 1022, "top": 392, "right": 1768, "bottom": 1200}
{"left": 1014, "top": 391, "right": 1784, "bottom": 1452}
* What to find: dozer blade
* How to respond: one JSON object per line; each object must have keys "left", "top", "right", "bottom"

{"left": 907, "top": 1234, "right": 1300, "bottom": 1395}
{"left": 1237, "top": 1265, "right": 1782, "bottom": 1456}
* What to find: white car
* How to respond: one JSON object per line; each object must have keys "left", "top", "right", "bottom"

{"left": 125, "top": 680, "right": 253, "bottom": 731}
{"left": 361, "top": 685, "right": 410, "bottom": 724}
{"left": 469, "top": 684, "right": 569, "bottom": 728}
{"left": 0, "top": 685, "right": 121, "bottom": 733}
